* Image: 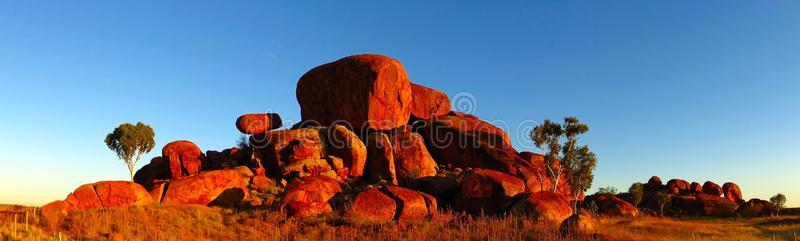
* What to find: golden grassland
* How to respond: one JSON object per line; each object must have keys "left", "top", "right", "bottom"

{"left": 0, "top": 204, "right": 799, "bottom": 241}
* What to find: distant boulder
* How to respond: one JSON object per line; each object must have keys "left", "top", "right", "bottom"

{"left": 722, "top": 182, "right": 744, "bottom": 203}
{"left": 666, "top": 179, "right": 690, "bottom": 195}
{"left": 736, "top": 198, "right": 776, "bottom": 217}
{"left": 702, "top": 181, "right": 723, "bottom": 196}
{"left": 689, "top": 182, "right": 703, "bottom": 194}
{"left": 646, "top": 176, "right": 663, "bottom": 192}
{"left": 584, "top": 194, "right": 638, "bottom": 218}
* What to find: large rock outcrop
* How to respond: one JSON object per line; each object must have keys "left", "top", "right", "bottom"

{"left": 364, "top": 132, "right": 398, "bottom": 185}
{"left": 42, "top": 181, "right": 153, "bottom": 227}
{"left": 296, "top": 54, "right": 413, "bottom": 131}
{"left": 584, "top": 195, "right": 638, "bottom": 218}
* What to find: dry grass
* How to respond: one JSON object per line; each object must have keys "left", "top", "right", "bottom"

{"left": 3, "top": 204, "right": 800, "bottom": 241}
{"left": 599, "top": 215, "right": 800, "bottom": 241}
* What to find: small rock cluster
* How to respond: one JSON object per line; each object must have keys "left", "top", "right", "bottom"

{"left": 639, "top": 176, "right": 776, "bottom": 217}
{"left": 42, "top": 54, "right": 579, "bottom": 227}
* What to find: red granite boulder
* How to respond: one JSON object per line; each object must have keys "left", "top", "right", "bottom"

{"left": 507, "top": 191, "right": 572, "bottom": 223}
{"left": 689, "top": 182, "right": 703, "bottom": 194}
{"left": 348, "top": 186, "right": 437, "bottom": 221}
{"left": 419, "top": 112, "right": 519, "bottom": 174}
{"left": 282, "top": 176, "right": 342, "bottom": 218}
{"left": 160, "top": 167, "right": 253, "bottom": 207}
{"left": 454, "top": 168, "right": 526, "bottom": 214}
{"left": 296, "top": 54, "right": 413, "bottom": 131}
{"left": 133, "top": 156, "right": 170, "bottom": 190}
{"left": 409, "top": 83, "right": 451, "bottom": 120}
{"left": 722, "top": 182, "right": 744, "bottom": 203}
{"left": 597, "top": 196, "right": 639, "bottom": 218}
{"left": 162, "top": 140, "right": 203, "bottom": 178}
{"left": 736, "top": 198, "right": 776, "bottom": 217}
{"left": 559, "top": 211, "right": 597, "bottom": 236}
{"left": 236, "top": 113, "right": 282, "bottom": 134}
{"left": 666, "top": 179, "right": 690, "bottom": 195}
{"left": 364, "top": 132, "right": 398, "bottom": 185}
{"left": 322, "top": 124, "right": 367, "bottom": 178}
{"left": 389, "top": 127, "right": 437, "bottom": 183}
{"left": 41, "top": 200, "right": 71, "bottom": 229}
{"left": 645, "top": 176, "right": 663, "bottom": 192}
{"left": 702, "top": 181, "right": 723, "bottom": 196}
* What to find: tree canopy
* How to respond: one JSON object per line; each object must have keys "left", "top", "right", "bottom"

{"left": 105, "top": 122, "right": 155, "bottom": 181}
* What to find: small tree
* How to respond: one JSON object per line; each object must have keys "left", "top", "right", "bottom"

{"left": 596, "top": 186, "right": 618, "bottom": 197}
{"left": 627, "top": 182, "right": 645, "bottom": 207}
{"left": 653, "top": 191, "right": 672, "bottom": 216}
{"left": 531, "top": 117, "right": 592, "bottom": 193}
{"left": 105, "top": 122, "right": 155, "bottom": 181}
{"left": 770, "top": 193, "right": 787, "bottom": 216}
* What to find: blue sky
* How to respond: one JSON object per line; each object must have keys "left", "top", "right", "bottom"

{"left": 1, "top": 1, "right": 798, "bottom": 206}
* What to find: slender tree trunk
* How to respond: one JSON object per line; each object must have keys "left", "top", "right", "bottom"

{"left": 128, "top": 164, "right": 134, "bottom": 182}
{"left": 552, "top": 170, "right": 561, "bottom": 192}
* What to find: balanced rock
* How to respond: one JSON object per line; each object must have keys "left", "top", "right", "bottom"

{"left": 409, "top": 83, "right": 451, "bottom": 120}
{"left": 454, "top": 168, "right": 525, "bottom": 214}
{"left": 348, "top": 186, "right": 437, "bottom": 221}
{"left": 722, "top": 182, "right": 744, "bottom": 203}
{"left": 282, "top": 176, "right": 342, "bottom": 218}
{"left": 702, "top": 181, "right": 723, "bottom": 196}
{"left": 389, "top": 127, "right": 437, "bottom": 183}
{"left": 507, "top": 191, "right": 572, "bottom": 223}
{"left": 296, "top": 54, "right": 413, "bottom": 131}
{"left": 163, "top": 140, "right": 203, "bottom": 178}
{"left": 160, "top": 167, "right": 253, "bottom": 207}
{"left": 236, "top": 113, "right": 282, "bottom": 134}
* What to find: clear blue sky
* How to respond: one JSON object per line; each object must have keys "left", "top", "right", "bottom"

{"left": 1, "top": 1, "right": 798, "bottom": 207}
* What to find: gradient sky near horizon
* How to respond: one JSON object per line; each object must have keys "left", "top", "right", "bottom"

{"left": 1, "top": 1, "right": 798, "bottom": 207}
